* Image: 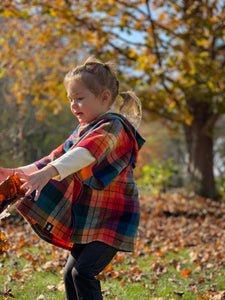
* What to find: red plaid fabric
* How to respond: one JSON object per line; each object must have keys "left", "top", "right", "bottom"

{"left": 17, "top": 113, "right": 145, "bottom": 252}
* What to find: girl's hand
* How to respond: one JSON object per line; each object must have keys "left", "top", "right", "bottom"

{"left": 18, "top": 165, "right": 58, "bottom": 201}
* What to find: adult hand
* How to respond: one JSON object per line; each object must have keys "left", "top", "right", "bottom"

{"left": 0, "top": 167, "right": 13, "bottom": 183}
{"left": 18, "top": 165, "right": 59, "bottom": 201}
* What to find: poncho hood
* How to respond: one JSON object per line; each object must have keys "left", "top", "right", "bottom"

{"left": 73, "top": 112, "right": 145, "bottom": 168}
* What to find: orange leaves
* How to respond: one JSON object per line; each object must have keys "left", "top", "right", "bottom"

{"left": 181, "top": 269, "right": 192, "bottom": 278}
{"left": 0, "top": 231, "right": 10, "bottom": 253}
{"left": 2, "top": 191, "right": 225, "bottom": 298}
{"left": 103, "top": 263, "right": 113, "bottom": 273}
{"left": 99, "top": 253, "right": 144, "bottom": 284}
{"left": 0, "top": 219, "right": 69, "bottom": 297}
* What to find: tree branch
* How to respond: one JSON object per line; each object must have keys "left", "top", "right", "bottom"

{"left": 145, "top": 0, "right": 162, "bottom": 67}
{"left": 145, "top": 0, "right": 182, "bottom": 106}
{"left": 107, "top": 40, "right": 137, "bottom": 62}
{"left": 202, "top": 113, "right": 220, "bottom": 135}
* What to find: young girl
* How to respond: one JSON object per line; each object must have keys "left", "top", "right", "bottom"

{"left": 0, "top": 57, "right": 145, "bottom": 300}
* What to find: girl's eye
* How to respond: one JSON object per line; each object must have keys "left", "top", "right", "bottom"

{"left": 69, "top": 97, "right": 84, "bottom": 102}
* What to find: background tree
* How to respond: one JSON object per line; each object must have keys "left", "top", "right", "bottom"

{"left": 0, "top": 0, "right": 224, "bottom": 198}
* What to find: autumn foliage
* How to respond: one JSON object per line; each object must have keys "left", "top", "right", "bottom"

{"left": 0, "top": 0, "right": 224, "bottom": 198}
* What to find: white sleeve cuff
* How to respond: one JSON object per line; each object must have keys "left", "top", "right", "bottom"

{"left": 50, "top": 146, "right": 96, "bottom": 180}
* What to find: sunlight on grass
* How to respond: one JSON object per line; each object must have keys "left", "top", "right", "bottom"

{"left": 1, "top": 244, "right": 225, "bottom": 299}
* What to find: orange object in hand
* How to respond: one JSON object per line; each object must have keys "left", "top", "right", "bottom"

{"left": 0, "top": 175, "right": 25, "bottom": 209}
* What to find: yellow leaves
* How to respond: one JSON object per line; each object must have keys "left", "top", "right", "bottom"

{"left": 0, "top": 68, "right": 5, "bottom": 78}
{"left": 184, "top": 117, "right": 193, "bottom": 126}
{"left": 196, "top": 39, "right": 210, "bottom": 47}
{"left": 49, "top": 8, "right": 57, "bottom": 18}
{"left": 169, "top": 101, "right": 176, "bottom": 109}
{"left": 157, "top": 11, "right": 167, "bottom": 21}
{"left": 0, "top": 0, "right": 223, "bottom": 130}
{"left": 121, "top": 15, "right": 130, "bottom": 23}
{"left": 129, "top": 49, "right": 137, "bottom": 59}
{"left": 86, "top": 32, "right": 99, "bottom": 45}
{"left": 136, "top": 55, "right": 156, "bottom": 71}
{"left": 36, "top": 107, "right": 48, "bottom": 122}
{"left": 32, "top": 97, "right": 41, "bottom": 106}
{"left": 2, "top": 9, "right": 15, "bottom": 18}
{"left": 207, "top": 80, "right": 215, "bottom": 92}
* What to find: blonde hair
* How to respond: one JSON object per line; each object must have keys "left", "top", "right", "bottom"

{"left": 64, "top": 56, "right": 142, "bottom": 128}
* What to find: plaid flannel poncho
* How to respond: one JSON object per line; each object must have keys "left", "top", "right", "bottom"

{"left": 16, "top": 113, "right": 145, "bottom": 252}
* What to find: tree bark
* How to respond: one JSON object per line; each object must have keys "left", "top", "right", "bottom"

{"left": 184, "top": 115, "right": 218, "bottom": 199}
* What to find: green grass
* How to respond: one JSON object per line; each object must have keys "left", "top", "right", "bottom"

{"left": 1, "top": 246, "right": 225, "bottom": 299}
{"left": 0, "top": 246, "right": 65, "bottom": 300}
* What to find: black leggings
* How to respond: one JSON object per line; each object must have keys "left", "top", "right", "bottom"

{"left": 63, "top": 241, "right": 117, "bottom": 300}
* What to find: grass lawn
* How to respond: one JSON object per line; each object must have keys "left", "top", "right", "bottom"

{"left": 1, "top": 193, "right": 225, "bottom": 299}
{"left": 0, "top": 244, "right": 225, "bottom": 299}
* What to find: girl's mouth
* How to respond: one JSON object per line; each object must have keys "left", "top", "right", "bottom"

{"left": 75, "top": 112, "right": 82, "bottom": 116}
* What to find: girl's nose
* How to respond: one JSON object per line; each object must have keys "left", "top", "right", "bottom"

{"left": 71, "top": 99, "right": 78, "bottom": 108}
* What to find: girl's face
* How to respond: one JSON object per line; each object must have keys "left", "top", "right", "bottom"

{"left": 66, "top": 79, "right": 110, "bottom": 124}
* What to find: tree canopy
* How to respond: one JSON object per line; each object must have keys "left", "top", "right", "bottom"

{"left": 0, "top": 0, "right": 225, "bottom": 197}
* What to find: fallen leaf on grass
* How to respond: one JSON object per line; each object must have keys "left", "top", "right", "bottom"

{"left": 210, "top": 291, "right": 225, "bottom": 300}
{"left": 168, "top": 278, "right": 179, "bottom": 284}
{"left": 22, "top": 263, "right": 36, "bottom": 273}
{"left": 198, "top": 277, "right": 205, "bottom": 283}
{"left": 119, "top": 280, "right": 126, "bottom": 286}
{"left": 173, "top": 290, "right": 184, "bottom": 296}
{"left": 0, "top": 288, "right": 15, "bottom": 299}
{"left": 42, "top": 260, "right": 61, "bottom": 271}
{"left": 102, "top": 288, "right": 110, "bottom": 297}
{"left": 0, "top": 231, "right": 10, "bottom": 253}
{"left": 47, "top": 285, "right": 57, "bottom": 291}
{"left": 103, "top": 263, "right": 113, "bottom": 273}
{"left": 36, "top": 295, "right": 45, "bottom": 300}
{"left": 56, "top": 280, "right": 65, "bottom": 292}
{"left": 1, "top": 191, "right": 225, "bottom": 295}
{"left": 7, "top": 270, "right": 24, "bottom": 283}
{"left": 189, "top": 283, "right": 198, "bottom": 294}
{"left": 181, "top": 269, "right": 192, "bottom": 278}
{"left": 110, "top": 271, "right": 122, "bottom": 279}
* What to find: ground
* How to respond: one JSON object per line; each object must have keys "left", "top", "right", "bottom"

{"left": 0, "top": 191, "right": 225, "bottom": 299}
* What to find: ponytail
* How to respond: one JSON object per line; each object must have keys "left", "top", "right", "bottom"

{"left": 112, "top": 91, "right": 142, "bottom": 129}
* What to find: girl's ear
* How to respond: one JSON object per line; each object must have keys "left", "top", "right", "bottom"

{"left": 102, "top": 90, "right": 111, "bottom": 105}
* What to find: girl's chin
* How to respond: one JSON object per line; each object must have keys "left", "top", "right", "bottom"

{"left": 74, "top": 113, "right": 102, "bottom": 124}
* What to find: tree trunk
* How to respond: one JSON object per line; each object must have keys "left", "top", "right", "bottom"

{"left": 184, "top": 121, "right": 217, "bottom": 199}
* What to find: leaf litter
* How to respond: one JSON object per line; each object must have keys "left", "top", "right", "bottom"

{"left": 0, "top": 191, "right": 225, "bottom": 299}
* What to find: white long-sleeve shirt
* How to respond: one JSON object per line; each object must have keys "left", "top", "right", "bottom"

{"left": 50, "top": 147, "right": 96, "bottom": 180}
{"left": 20, "top": 147, "right": 96, "bottom": 180}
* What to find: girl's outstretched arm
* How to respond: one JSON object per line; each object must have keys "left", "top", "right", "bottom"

{"left": 18, "top": 164, "right": 59, "bottom": 201}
